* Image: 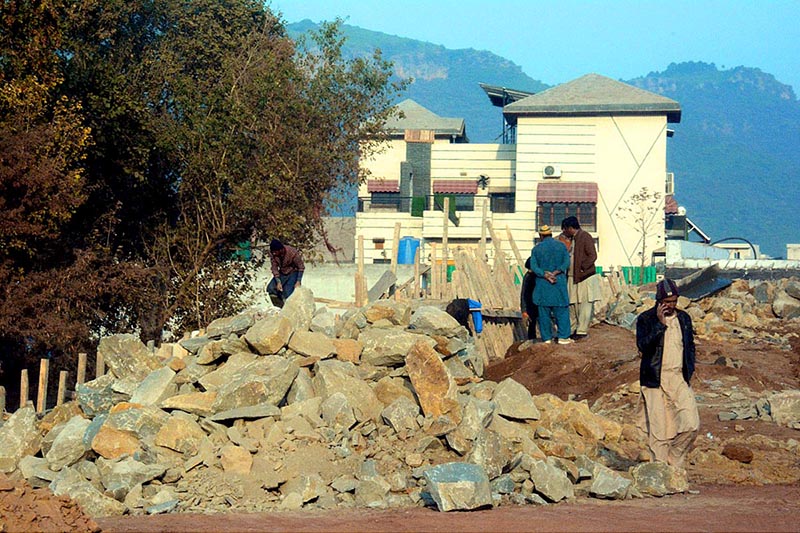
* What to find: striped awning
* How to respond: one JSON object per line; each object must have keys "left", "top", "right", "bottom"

{"left": 367, "top": 179, "right": 400, "bottom": 193}
{"left": 537, "top": 181, "right": 598, "bottom": 203}
{"left": 433, "top": 180, "right": 478, "bottom": 194}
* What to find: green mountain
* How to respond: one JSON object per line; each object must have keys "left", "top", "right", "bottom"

{"left": 289, "top": 22, "right": 799, "bottom": 258}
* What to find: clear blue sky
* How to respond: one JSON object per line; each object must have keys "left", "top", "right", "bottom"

{"left": 270, "top": 0, "right": 800, "bottom": 93}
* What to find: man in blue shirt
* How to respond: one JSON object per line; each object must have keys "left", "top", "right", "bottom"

{"left": 529, "top": 225, "right": 573, "bottom": 345}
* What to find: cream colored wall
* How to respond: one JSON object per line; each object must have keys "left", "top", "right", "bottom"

{"left": 514, "top": 115, "right": 668, "bottom": 269}
{"left": 356, "top": 115, "right": 671, "bottom": 269}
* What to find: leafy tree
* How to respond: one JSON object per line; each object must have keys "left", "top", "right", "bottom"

{"left": 618, "top": 186, "right": 663, "bottom": 282}
{"left": 0, "top": 0, "right": 403, "bottom": 405}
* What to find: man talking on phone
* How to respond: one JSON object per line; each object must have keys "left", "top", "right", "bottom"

{"left": 635, "top": 278, "right": 699, "bottom": 468}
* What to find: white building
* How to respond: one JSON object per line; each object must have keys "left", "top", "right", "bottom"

{"left": 357, "top": 74, "right": 681, "bottom": 270}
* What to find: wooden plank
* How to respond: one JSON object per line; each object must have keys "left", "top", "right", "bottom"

{"left": 37, "top": 358, "right": 49, "bottom": 413}
{"left": 442, "top": 197, "right": 450, "bottom": 300}
{"left": 20, "top": 369, "right": 29, "bottom": 408}
{"left": 390, "top": 222, "right": 401, "bottom": 276}
{"left": 96, "top": 352, "right": 105, "bottom": 378}
{"left": 77, "top": 352, "right": 87, "bottom": 386}
{"left": 430, "top": 243, "right": 439, "bottom": 300}
{"left": 0, "top": 386, "right": 5, "bottom": 413}
{"left": 368, "top": 270, "right": 398, "bottom": 302}
{"left": 479, "top": 197, "right": 488, "bottom": 260}
{"left": 607, "top": 266, "right": 619, "bottom": 296}
{"left": 356, "top": 235, "right": 366, "bottom": 306}
{"left": 506, "top": 224, "right": 527, "bottom": 282}
{"left": 56, "top": 370, "right": 68, "bottom": 406}
{"left": 482, "top": 309, "right": 523, "bottom": 318}
{"left": 413, "top": 245, "right": 421, "bottom": 298}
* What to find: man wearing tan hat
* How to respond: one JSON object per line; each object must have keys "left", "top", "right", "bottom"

{"left": 529, "top": 224, "right": 573, "bottom": 344}
{"left": 635, "top": 278, "right": 699, "bottom": 467}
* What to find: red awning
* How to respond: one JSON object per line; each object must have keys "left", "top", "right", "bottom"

{"left": 537, "top": 181, "right": 598, "bottom": 203}
{"left": 433, "top": 180, "right": 478, "bottom": 194}
{"left": 367, "top": 179, "right": 400, "bottom": 193}
{"left": 665, "top": 194, "right": 678, "bottom": 214}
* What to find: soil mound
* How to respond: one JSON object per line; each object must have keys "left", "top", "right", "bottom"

{"left": 0, "top": 473, "right": 99, "bottom": 533}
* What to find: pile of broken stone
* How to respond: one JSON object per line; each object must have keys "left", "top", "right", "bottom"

{"left": 0, "top": 287, "right": 692, "bottom": 517}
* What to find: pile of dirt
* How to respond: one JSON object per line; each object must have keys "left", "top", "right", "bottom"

{"left": 0, "top": 473, "right": 99, "bottom": 533}
{"left": 487, "top": 320, "right": 800, "bottom": 486}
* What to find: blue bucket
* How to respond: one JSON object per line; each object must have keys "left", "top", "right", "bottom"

{"left": 467, "top": 298, "right": 483, "bottom": 334}
{"left": 397, "top": 236, "right": 421, "bottom": 264}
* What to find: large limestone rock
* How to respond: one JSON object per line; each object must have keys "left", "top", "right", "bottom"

{"left": 528, "top": 459, "right": 575, "bottom": 502}
{"left": 91, "top": 425, "right": 140, "bottom": 460}
{"left": 97, "top": 334, "right": 161, "bottom": 381}
{"left": 288, "top": 330, "right": 335, "bottom": 359}
{"left": 381, "top": 396, "right": 420, "bottom": 433}
{"left": 313, "top": 360, "right": 381, "bottom": 422}
{"left": 129, "top": 367, "right": 176, "bottom": 406}
{"left": 198, "top": 352, "right": 258, "bottom": 390}
{"left": 0, "top": 406, "right": 41, "bottom": 473}
{"left": 310, "top": 309, "right": 337, "bottom": 337}
{"left": 359, "top": 328, "right": 436, "bottom": 366}
{"left": 206, "top": 312, "right": 255, "bottom": 339}
{"left": 493, "top": 378, "right": 540, "bottom": 420}
{"left": 212, "top": 357, "right": 299, "bottom": 412}
{"left": 154, "top": 412, "right": 206, "bottom": 454}
{"left": 631, "top": 462, "right": 688, "bottom": 496}
{"left": 768, "top": 390, "right": 800, "bottom": 429}
{"left": 589, "top": 463, "right": 632, "bottom": 499}
{"left": 161, "top": 391, "right": 217, "bottom": 416}
{"left": 321, "top": 393, "right": 357, "bottom": 431}
{"left": 405, "top": 340, "right": 461, "bottom": 422}
{"left": 220, "top": 444, "right": 253, "bottom": 475}
{"left": 97, "top": 457, "right": 166, "bottom": 500}
{"left": 45, "top": 415, "right": 91, "bottom": 471}
{"left": 281, "top": 286, "right": 316, "bottom": 332}
{"left": 772, "top": 291, "right": 800, "bottom": 319}
{"left": 409, "top": 306, "right": 466, "bottom": 338}
{"left": 465, "top": 430, "right": 513, "bottom": 480}
{"left": 77, "top": 374, "right": 127, "bottom": 417}
{"left": 363, "top": 300, "right": 411, "bottom": 325}
{"left": 374, "top": 376, "right": 416, "bottom": 407}
{"left": 51, "top": 467, "right": 126, "bottom": 517}
{"left": 446, "top": 396, "right": 495, "bottom": 454}
{"left": 785, "top": 280, "right": 800, "bottom": 300}
{"left": 331, "top": 338, "right": 363, "bottom": 364}
{"left": 244, "top": 316, "right": 293, "bottom": 355}
{"left": 423, "top": 462, "right": 492, "bottom": 512}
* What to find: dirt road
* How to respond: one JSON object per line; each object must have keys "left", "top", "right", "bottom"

{"left": 97, "top": 484, "right": 799, "bottom": 532}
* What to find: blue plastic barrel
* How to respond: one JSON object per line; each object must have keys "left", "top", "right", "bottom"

{"left": 467, "top": 298, "right": 483, "bottom": 334}
{"left": 397, "top": 236, "right": 421, "bottom": 264}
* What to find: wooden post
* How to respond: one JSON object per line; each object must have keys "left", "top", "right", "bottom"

{"left": 20, "top": 369, "right": 29, "bottom": 408}
{"left": 96, "top": 352, "right": 105, "bottom": 378}
{"left": 608, "top": 265, "right": 619, "bottom": 296}
{"left": 77, "top": 352, "right": 87, "bottom": 386}
{"left": 391, "top": 222, "right": 402, "bottom": 299}
{"left": 390, "top": 222, "right": 401, "bottom": 276}
{"left": 441, "top": 197, "right": 450, "bottom": 300}
{"left": 506, "top": 225, "right": 526, "bottom": 282}
{"left": 430, "top": 242, "right": 439, "bottom": 300}
{"left": 36, "top": 358, "right": 49, "bottom": 413}
{"left": 56, "top": 370, "right": 68, "bottom": 406}
{"left": 413, "top": 245, "right": 421, "bottom": 298}
{"left": 0, "top": 386, "right": 5, "bottom": 414}
{"left": 355, "top": 235, "right": 367, "bottom": 307}
{"left": 479, "top": 197, "right": 488, "bottom": 260}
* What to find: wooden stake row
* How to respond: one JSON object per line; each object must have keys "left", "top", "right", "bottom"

{"left": 6, "top": 351, "right": 101, "bottom": 415}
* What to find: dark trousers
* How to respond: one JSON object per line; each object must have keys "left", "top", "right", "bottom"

{"left": 267, "top": 272, "right": 300, "bottom": 307}
{"left": 526, "top": 305, "right": 539, "bottom": 340}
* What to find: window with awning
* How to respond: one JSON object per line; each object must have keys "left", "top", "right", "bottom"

{"left": 536, "top": 181, "right": 598, "bottom": 203}
{"left": 537, "top": 182, "right": 598, "bottom": 232}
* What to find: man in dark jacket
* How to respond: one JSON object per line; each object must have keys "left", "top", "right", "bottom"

{"left": 561, "top": 216, "right": 600, "bottom": 339}
{"left": 635, "top": 278, "right": 699, "bottom": 468}
{"left": 266, "top": 239, "right": 304, "bottom": 307}
{"left": 520, "top": 257, "right": 538, "bottom": 340}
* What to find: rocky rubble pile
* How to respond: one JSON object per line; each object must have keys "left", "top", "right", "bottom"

{"left": 0, "top": 288, "right": 689, "bottom": 517}
{"left": 606, "top": 278, "right": 800, "bottom": 345}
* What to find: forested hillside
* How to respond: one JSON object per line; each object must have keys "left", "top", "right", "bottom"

{"left": 289, "top": 22, "right": 800, "bottom": 257}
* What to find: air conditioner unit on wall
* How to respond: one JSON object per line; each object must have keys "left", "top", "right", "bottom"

{"left": 542, "top": 164, "right": 561, "bottom": 178}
